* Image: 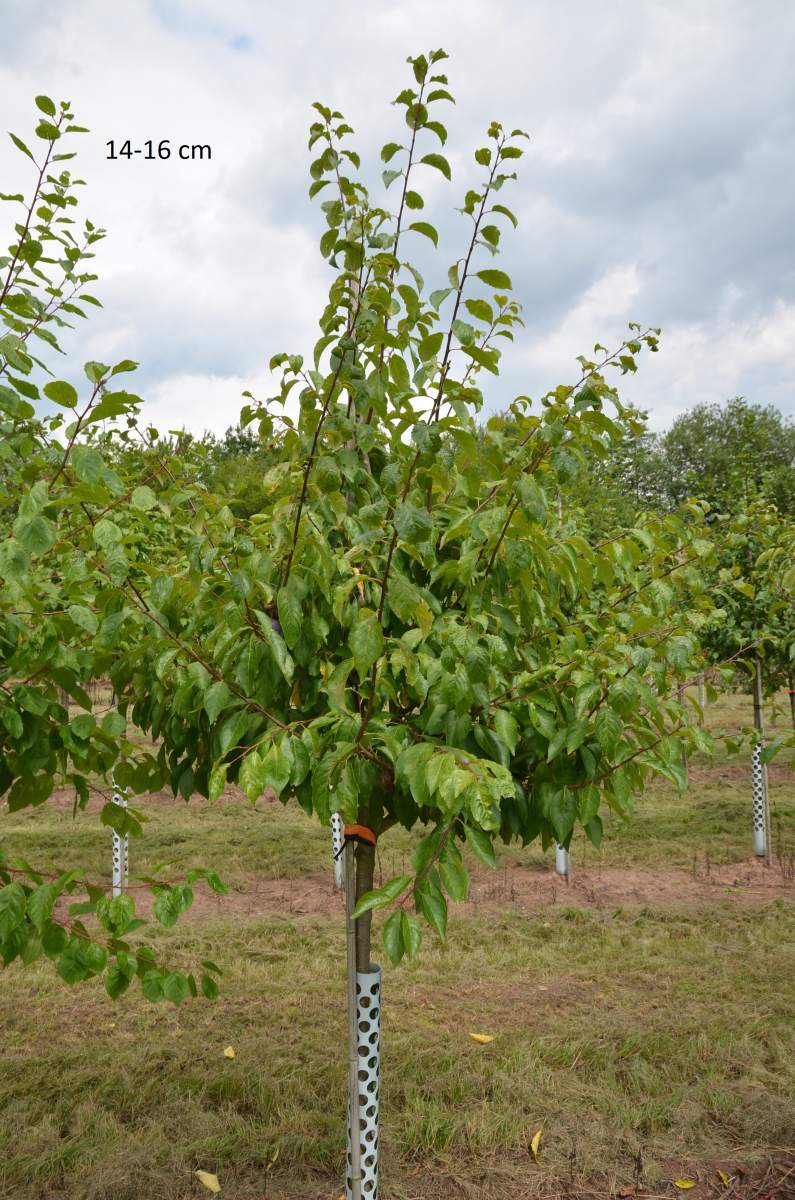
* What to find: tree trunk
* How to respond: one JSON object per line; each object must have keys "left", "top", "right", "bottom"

{"left": 354, "top": 839, "right": 376, "bottom": 972}
{"left": 344, "top": 841, "right": 362, "bottom": 1200}
{"left": 753, "top": 654, "right": 764, "bottom": 735}
{"left": 789, "top": 666, "right": 795, "bottom": 731}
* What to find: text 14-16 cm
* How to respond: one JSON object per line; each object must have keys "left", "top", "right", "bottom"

{"left": 106, "top": 140, "right": 211, "bottom": 161}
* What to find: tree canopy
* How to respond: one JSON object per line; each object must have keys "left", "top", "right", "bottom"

{"left": 0, "top": 59, "right": 747, "bottom": 992}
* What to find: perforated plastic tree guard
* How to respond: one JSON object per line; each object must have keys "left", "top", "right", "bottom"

{"left": 346, "top": 964, "right": 381, "bottom": 1199}
{"left": 752, "top": 743, "right": 767, "bottom": 858}
{"left": 331, "top": 812, "right": 345, "bottom": 890}
{"left": 111, "top": 775, "right": 129, "bottom": 898}
{"left": 555, "top": 844, "right": 569, "bottom": 879}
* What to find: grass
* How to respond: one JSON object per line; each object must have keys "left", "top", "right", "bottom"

{"left": 1, "top": 691, "right": 794, "bottom": 1199}
{"left": 1, "top": 905, "right": 794, "bottom": 1198}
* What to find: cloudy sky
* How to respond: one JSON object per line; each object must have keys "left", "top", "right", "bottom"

{"left": 2, "top": 0, "right": 794, "bottom": 437}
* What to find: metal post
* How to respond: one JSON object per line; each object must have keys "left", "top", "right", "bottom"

{"left": 111, "top": 774, "right": 129, "bottom": 897}
{"left": 555, "top": 844, "right": 570, "bottom": 880}
{"left": 332, "top": 812, "right": 345, "bottom": 890}
{"left": 752, "top": 655, "right": 770, "bottom": 861}
{"left": 344, "top": 839, "right": 362, "bottom": 1200}
{"left": 346, "top": 963, "right": 381, "bottom": 1199}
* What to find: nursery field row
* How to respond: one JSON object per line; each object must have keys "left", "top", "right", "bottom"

{"left": 1, "top": 693, "right": 793, "bottom": 1199}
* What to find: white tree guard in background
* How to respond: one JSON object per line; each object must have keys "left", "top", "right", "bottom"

{"left": 331, "top": 811, "right": 345, "bottom": 890}
{"left": 346, "top": 964, "right": 381, "bottom": 1200}
{"left": 751, "top": 744, "right": 768, "bottom": 858}
{"left": 555, "top": 844, "right": 570, "bottom": 880}
{"left": 751, "top": 655, "right": 770, "bottom": 861}
{"left": 111, "top": 775, "right": 129, "bottom": 898}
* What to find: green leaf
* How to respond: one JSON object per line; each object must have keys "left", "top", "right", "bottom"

{"left": 26, "top": 884, "right": 57, "bottom": 933}
{"left": 0, "top": 883, "right": 27, "bottom": 940}
{"left": 43, "top": 380, "right": 78, "bottom": 408}
{"left": 595, "top": 707, "right": 622, "bottom": 754}
{"left": 277, "top": 581, "right": 303, "bottom": 649}
{"left": 493, "top": 710, "right": 518, "bottom": 756}
{"left": 451, "top": 318, "right": 476, "bottom": 345}
{"left": 140, "top": 970, "right": 165, "bottom": 1002}
{"left": 14, "top": 515, "right": 55, "bottom": 556}
{"left": 439, "top": 854, "right": 469, "bottom": 902}
{"left": 411, "top": 826, "right": 442, "bottom": 874}
{"left": 408, "top": 221, "right": 438, "bottom": 247}
{"left": 163, "top": 971, "right": 190, "bottom": 1005}
{"left": 584, "top": 815, "right": 603, "bottom": 848}
{"left": 131, "top": 485, "right": 157, "bottom": 511}
{"left": 566, "top": 718, "right": 589, "bottom": 754}
{"left": 464, "top": 826, "right": 496, "bottom": 869}
{"left": 351, "top": 874, "right": 412, "bottom": 919}
{"left": 350, "top": 608, "right": 384, "bottom": 679}
{"left": 239, "top": 751, "right": 268, "bottom": 803}
{"left": 381, "top": 142, "right": 403, "bottom": 162}
{"left": 67, "top": 604, "right": 98, "bottom": 635}
{"left": 84, "top": 361, "right": 110, "bottom": 384}
{"left": 263, "top": 739, "right": 292, "bottom": 796}
{"left": 420, "top": 153, "right": 451, "bottom": 180}
{"left": 208, "top": 763, "right": 228, "bottom": 802}
{"left": 201, "top": 973, "right": 220, "bottom": 999}
{"left": 99, "top": 801, "right": 139, "bottom": 838}
{"left": 204, "top": 681, "right": 231, "bottom": 724}
{"left": 430, "top": 287, "right": 453, "bottom": 310}
{"left": 383, "top": 910, "right": 404, "bottom": 965}
{"left": 476, "top": 268, "right": 512, "bottom": 290}
{"left": 464, "top": 298, "right": 494, "bottom": 324}
{"left": 35, "top": 96, "right": 57, "bottom": 116}
{"left": 71, "top": 445, "right": 105, "bottom": 483}
{"left": 153, "top": 886, "right": 193, "bottom": 929}
{"left": 35, "top": 121, "right": 60, "bottom": 141}
{"left": 400, "top": 911, "right": 422, "bottom": 959}
{"left": 416, "top": 881, "right": 447, "bottom": 940}
{"left": 42, "top": 923, "right": 67, "bottom": 958}
{"left": 490, "top": 203, "right": 517, "bottom": 228}
{"left": 261, "top": 616, "right": 294, "bottom": 682}
{"left": 9, "top": 133, "right": 35, "bottom": 161}
{"left": 106, "top": 957, "right": 136, "bottom": 999}
{"left": 418, "top": 331, "right": 444, "bottom": 362}
{"left": 93, "top": 518, "right": 123, "bottom": 550}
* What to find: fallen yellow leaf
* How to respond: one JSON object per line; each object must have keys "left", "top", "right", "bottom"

{"left": 195, "top": 1169, "right": 221, "bottom": 1193}
{"left": 468, "top": 1033, "right": 495, "bottom": 1044}
{"left": 716, "top": 1169, "right": 730, "bottom": 1187}
{"left": 530, "top": 1128, "right": 542, "bottom": 1161}
{"left": 673, "top": 1181, "right": 696, "bottom": 1190}
{"left": 223, "top": 1046, "right": 235, "bottom": 1059}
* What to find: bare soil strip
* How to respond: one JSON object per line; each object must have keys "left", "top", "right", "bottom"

{"left": 118, "top": 856, "right": 794, "bottom": 922}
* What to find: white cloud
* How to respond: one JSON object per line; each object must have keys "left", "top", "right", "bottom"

{"left": 142, "top": 371, "right": 253, "bottom": 438}
{"left": 1, "top": 0, "right": 793, "bottom": 434}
